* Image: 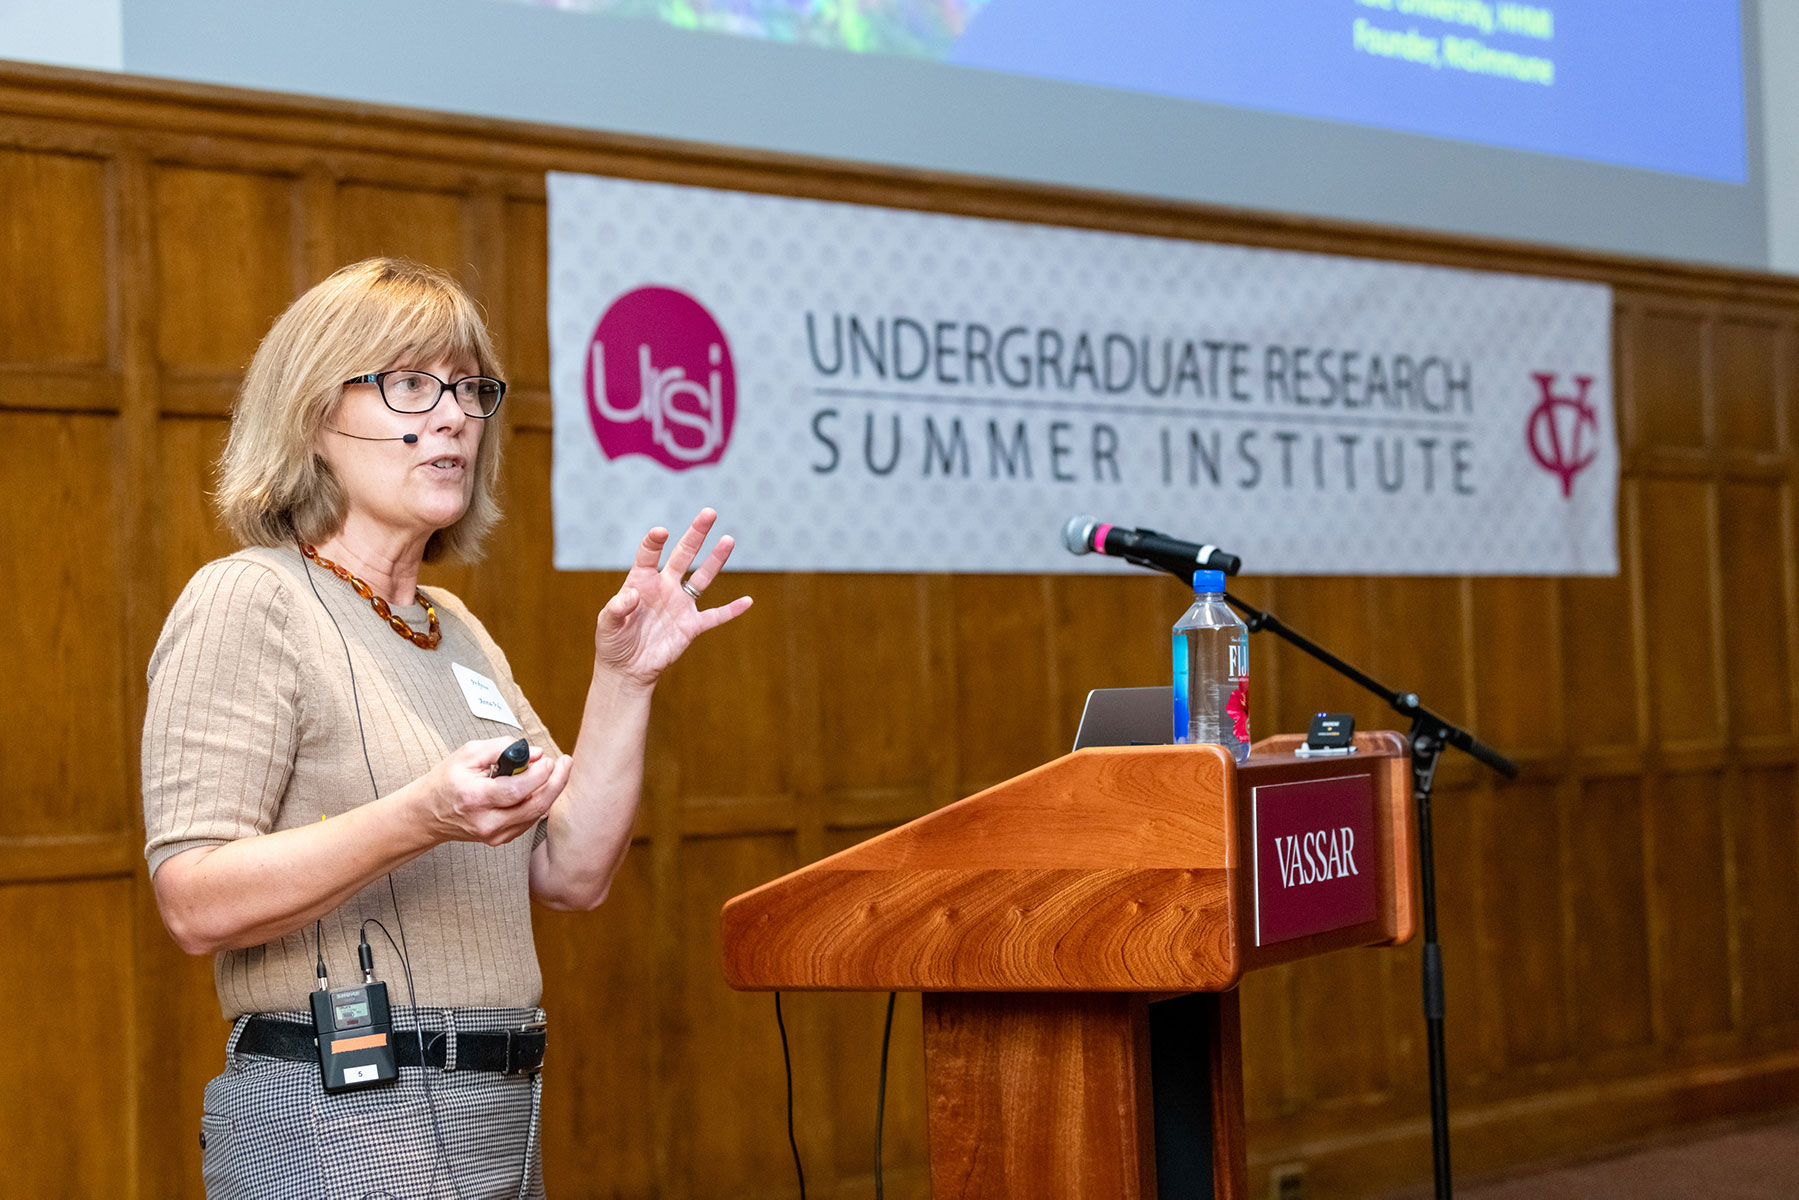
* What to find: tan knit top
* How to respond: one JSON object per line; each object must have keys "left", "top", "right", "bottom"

{"left": 142, "top": 545, "right": 560, "bottom": 1019}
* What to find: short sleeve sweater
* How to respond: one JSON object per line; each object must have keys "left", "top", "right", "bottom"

{"left": 142, "top": 545, "right": 561, "bottom": 1019}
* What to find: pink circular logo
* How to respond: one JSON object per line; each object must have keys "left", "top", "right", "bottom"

{"left": 584, "top": 286, "right": 736, "bottom": 470}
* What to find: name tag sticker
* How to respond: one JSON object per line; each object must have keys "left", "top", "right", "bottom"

{"left": 452, "top": 662, "right": 522, "bottom": 730}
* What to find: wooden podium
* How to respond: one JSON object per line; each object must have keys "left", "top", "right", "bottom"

{"left": 721, "top": 732, "right": 1417, "bottom": 1199}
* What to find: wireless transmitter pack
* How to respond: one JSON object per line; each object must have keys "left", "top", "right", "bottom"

{"left": 312, "top": 940, "right": 398, "bottom": 1093}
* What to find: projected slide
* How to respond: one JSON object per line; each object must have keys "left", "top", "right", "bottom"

{"left": 498, "top": 1, "right": 1746, "bottom": 183}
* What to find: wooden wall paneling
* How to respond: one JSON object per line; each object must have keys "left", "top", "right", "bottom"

{"left": 1483, "top": 779, "right": 1571, "bottom": 1070}
{"left": 536, "top": 849, "right": 660, "bottom": 1197}
{"left": 1257, "top": 578, "right": 1387, "bottom": 738}
{"left": 1472, "top": 578, "right": 1564, "bottom": 758}
{"left": 0, "top": 879, "right": 137, "bottom": 1197}
{"left": 673, "top": 833, "right": 808, "bottom": 1198}
{"left": 1719, "top": 482, "right": 1792, "bottom": 745}
{"left": 499, "top": 195, "right": 555, "bottom": 436}
{"left": 950, "top": 575, "right": 1061, "bottom": 795}
{"left": 151, "top": 163, "right": 297, "bottom": 415}
{"left": 1713, "top": 317, "right": 1781, "bottom": 455}
{"left": 501, "top": 198, "right": 550, "bottom": 393}
{"left": 1048, "top": 572, "right": 1175, "bottom": 751}
{"left": 656, "top": 572, "right": 796, "bottom": 808}
{"left": 300, "top": 169, "right": 339, "bottom": 288}
{"left": 0, "top": 411, "right": 127, "bottom": 837}
{"left": 1237, "top": 964, "right": 1299, "bottom": 1138}
{"left": 1784, "top": 321, "right": 1799, "bottom": 455}
{"left": 1647, "top": 773, "right": 1735, "bottom": 1045}
{"left": 0, "top": 146, "right": 111, "bottom": 372}
{"left": 115, "top": 147, "right": 161, "bottom": 1200}
{"left": 333, "top": 181, "right": 469, "bottom": 279}
{"left": 1285, "top": 934, "right": 1398, "bottom": 1105}
{"left": 1428, "top": 780, "right": 1501, "bottom": 1089}
{"left": 812, "top": 574, "right": 939, "bottom": 809}
{"left": 465, "top": 182, "right": 509, "bottom": 320}
{"left": 1631, "top": 308, "right": 1708, "bottom": 452}
{"left": 1566, "top": 774, "right": 1657, "bottom": 1059}
{"left": 1365, "top": 578, "right": 1471, "bottom": 727}
{"left": 1561, "top": 566, "right": 1645, "bottom": 754}
{"left": 919, "top": 575, "right": 963, "bottom": 811}
{"left": 482, "top": 429, "right": 585, "bottom": 728}
{"left": 1227, "top": 572, "right": 1285, "bottom": 733}
{"left": 1780, "top": 326, "right": 1799, "bottom": 757}
{"left": 1729, "top": 767, "right": 1799, "bottom": 1033}
{"left": 1638, "top": 477, "right": 1726, "bottom": 752}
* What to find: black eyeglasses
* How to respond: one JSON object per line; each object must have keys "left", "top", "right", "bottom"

{"left": 345, "top": 370, "right": 507, "bottom": 418}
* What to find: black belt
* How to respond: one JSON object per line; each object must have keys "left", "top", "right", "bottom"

{"left": 237, "top": 1015, "right": 546, "bottom": 1076}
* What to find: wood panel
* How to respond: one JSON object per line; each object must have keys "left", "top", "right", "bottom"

{"left": 0, "top": 879, "right": 135, "bottom": 1198}
{"left": 152, "top": 165, "right": 298, "bottom": 379}
{"left": 0, "top": 147, "right": 110, "bottom": 370}
{"left": 1649, "top": 773, "right": 1734, "bottom": 1043}
{"left": 1567, "top": 776, "right": 1656, "bottom": 1056}
{"left": 2, "top": 59, "right": 1799, "bottom": 1200}
{"left": 1, "top": 413, "right": 127, "bottom": 839}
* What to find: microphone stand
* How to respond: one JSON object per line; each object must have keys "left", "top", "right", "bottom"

{"left": 1217, "top": 588, "right": 1517, "bottom": 1200}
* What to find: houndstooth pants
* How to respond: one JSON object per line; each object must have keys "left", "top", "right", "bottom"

{"left": 199, "top": 1007, "right": 547, "bottom": 1200}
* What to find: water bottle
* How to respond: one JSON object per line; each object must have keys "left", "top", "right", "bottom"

{"left": 1172, "top": 569, "right": 1250, "bottom": 762}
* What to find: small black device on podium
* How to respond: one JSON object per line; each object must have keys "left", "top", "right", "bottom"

{"left": 1296, "top": 712, "right": 1357, "bottom": 756}
{"left": 490, "top": 737, "right": 530, "bottom": 777}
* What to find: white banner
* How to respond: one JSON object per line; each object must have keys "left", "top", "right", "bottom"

{"left": 549, "top": 172, "right": 1616, "bottom": 575}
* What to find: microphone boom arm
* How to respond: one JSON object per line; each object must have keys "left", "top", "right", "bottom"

{"left": 1219, "top": 591, "right": 1516, "bottom": 779}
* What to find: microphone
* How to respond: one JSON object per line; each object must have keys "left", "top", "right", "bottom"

{"left": 1062, "top": 515, "right": 1242, "bottom": 581}
{"left": 327, "top": 428, "right": 418, "bottom": 444}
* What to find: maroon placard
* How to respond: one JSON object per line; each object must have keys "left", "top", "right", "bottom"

{"left": 1252, "top": 772, "right": 1379, "bottom": 946}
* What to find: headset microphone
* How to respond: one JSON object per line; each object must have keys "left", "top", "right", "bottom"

{"left": 327, "top": 428, "right": 418, "bottom": 444}
{"left": 1062, "top": 514, "right": 1242, "bottom": 581}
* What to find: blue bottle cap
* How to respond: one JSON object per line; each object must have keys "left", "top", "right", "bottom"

{"left": 1193, "top": 569, "right": 1226, "bottom": 593}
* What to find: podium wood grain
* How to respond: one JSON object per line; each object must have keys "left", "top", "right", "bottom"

{"left": 922, "top": 992, "right": 1158, "bottom": 1200}
{"left": 722, "top": 745, "right": 1242, "bottom": 992}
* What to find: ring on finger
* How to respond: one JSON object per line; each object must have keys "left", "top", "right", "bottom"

{"left": 681, "top": 579, "right": 703, "bottom": 601}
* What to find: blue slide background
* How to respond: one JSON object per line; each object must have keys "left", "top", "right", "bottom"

{"left": 947, "top": 0, "right": 1746, "bottom": 183}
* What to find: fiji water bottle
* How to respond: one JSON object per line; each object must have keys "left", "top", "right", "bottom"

{"left": 1172, "top": 569, "right": 1250, "bottom": 762}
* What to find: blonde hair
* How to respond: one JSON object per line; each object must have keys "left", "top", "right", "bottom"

{"left": 215, "top": 257, "right": 505, "bottom": 563}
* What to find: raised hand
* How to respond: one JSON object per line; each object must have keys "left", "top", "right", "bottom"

{"left": 594, "top": 508, "right": 753, "bottom": 686}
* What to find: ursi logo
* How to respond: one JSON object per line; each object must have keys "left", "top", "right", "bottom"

{"left": 584, "top": 286, "right": 736, "bottom": 471}
{"left": 1525, "top": 372, "right": 1598, "bottom": 498}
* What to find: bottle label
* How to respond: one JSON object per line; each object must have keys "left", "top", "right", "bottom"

{"left": 1171, "top": 632, "right": 1191, "bottom": 743}
{"left": 1227, "top": 678, "right": 1251, "bottom": 744}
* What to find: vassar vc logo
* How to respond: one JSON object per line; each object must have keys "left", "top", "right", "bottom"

{"left": 1526, "top": 371, "right": 1598, "bottom": 498}
{"left": 585, "top": 286, "right": 736, "bottom": 470}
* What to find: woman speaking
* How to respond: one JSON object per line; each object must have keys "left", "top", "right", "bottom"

{"left": 141, "top": 258, "right": 749, "bottom": 1199}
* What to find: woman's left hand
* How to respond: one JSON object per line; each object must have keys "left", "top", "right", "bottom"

{"left": 594, "top": 508, "right": 754, "bottom": 686}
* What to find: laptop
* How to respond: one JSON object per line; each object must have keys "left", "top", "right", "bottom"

{"left": 1072, "top": 686, "right": 1174, "bottom": 750}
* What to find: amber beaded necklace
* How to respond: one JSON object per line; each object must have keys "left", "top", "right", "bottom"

{"left": 300, "top": 542, "right": 442, "bottom": 650}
